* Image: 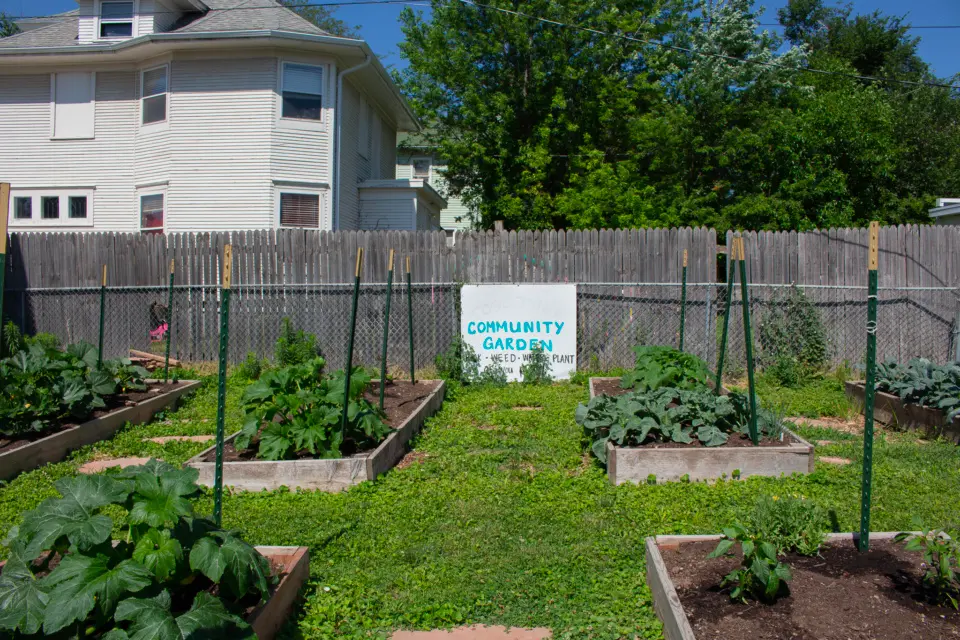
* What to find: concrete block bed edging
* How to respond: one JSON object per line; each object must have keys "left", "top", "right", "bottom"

{"left": 0, "top": 380, "right": 202, "bottom": 481}
{"left": 251, "top": 546, "right": 310, "bottom": 640}
{"left": 588, "top": 377, "right": 815, "bottom": 484}
{"left": 186, "top": 380, "right": 446, "bottom": 492}
{"left": 845, "top": 381, "right": 960, "bottom": 444}
{"left": 645, "top": 532, "right": 907, "bottom": 640}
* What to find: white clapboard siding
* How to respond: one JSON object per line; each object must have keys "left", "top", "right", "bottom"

{"left": 338, "top": 80, "right": 379, "bottom": 229}
{"left": 166, "top": 58, "right": 276, "bottom": 231}
{"left": 153, "top": 0, "right": 182, "bottom": 33}
{"left": 0, "top": 71, "right": 140, "bottom": 231}
{"left": 379, "top": 116, "right": 396, "bottom": 179}
{"left": 77, "top": 0, "right": 96, "bottom": 43}
{"left": 396, "top": 156, "right": 473, "bottom": 230}
{"left": 358, "top": 190, "right": 415, "bottom": 230}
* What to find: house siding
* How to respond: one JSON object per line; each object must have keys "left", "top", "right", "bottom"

{"left": 397, "top": 154, "right": 473, "bottom": 230}
{"left": 337, "top": 80, "right": 378, "bottom": 229}
{"left": 358, "top": 190, "right": 414, "bottom": 230}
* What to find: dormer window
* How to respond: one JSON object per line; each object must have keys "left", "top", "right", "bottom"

{"left": 100, "top": 1, "right": 134, "bottom": 38}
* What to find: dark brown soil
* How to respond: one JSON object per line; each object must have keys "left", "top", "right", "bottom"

{"left": 208, "top": 379, "right": 442, "bottom": 462}
{"left": 0, "top": 382, "right": 190, "bottom": 455}
{"left": 660, "top": 538, "right": 960, "bottom": 639}
{"left": 589, "top": 378, "right": 793, "bottom": 448}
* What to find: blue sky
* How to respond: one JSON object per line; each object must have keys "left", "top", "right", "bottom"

{"left": 2, "top": 0, "right": 958, "bottom": 77}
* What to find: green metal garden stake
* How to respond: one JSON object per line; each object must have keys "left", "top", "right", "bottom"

{"left": 859, "top": 222, "right": 880, "bottom": 552}
{"left": 714, "top": 248, "right": 736, "bottom": 395}
{"left": 406, "top": 257, "right": 415, "bottom": 384}
{"left": 0, "top": 183, "right": 8, "bottom": 358}
{"left": 736, "top": 237, "right": 760, "bottom": 446}
{"left": 163, "top": 259, "right": 175, "bottom": 383}
{"left": 679, "top": 249, "right": 688, "bottom": 351}
{"left": 379, "top": 250, "right": 395, "bottom": 411}
{"left": 97, "top": 264, "right": 107, "bottom": 368}
{"left": 341, "top": 248, "right": 363, "bottom": 438}
{"left": 213, "top": 245, "right": 232, "bottom": 527}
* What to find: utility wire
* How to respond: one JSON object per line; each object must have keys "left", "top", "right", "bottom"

{"left": 454, "top": 0, "right": 960, "bottom": 90}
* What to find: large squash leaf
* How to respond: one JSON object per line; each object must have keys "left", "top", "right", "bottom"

{"left": 133, "top": 528, "right": 184, "bottom": 581}
{"left": 128, "top": 467, "right": 200, "bottom": 527}
{"left": 0, "top": 557, "right": 49, "bottom": 634}
{"left": 113, "top": 590, "right": 254, "bottom": 640}
{"left": 189, "top": 532, "right": 271, "bottom": 599}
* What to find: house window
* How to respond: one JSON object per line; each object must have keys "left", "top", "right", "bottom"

{"left": 14, "top": 197, "right": 32, "bottom": 220}
{"left": 142, "top": 66, "right": 168, "bottom": 125}
{"left": 140, "top": 193, "right": 164, "bottom": 233}
{"left": 412, "top": 158, "right": 431, "bottom": 180}
{"left": 69, "top": 196, "right": 88, "bottom": 219}
{"left": 42, "top": 197, "right": 60, "bottom": 220}
{"left": 52, "top": 72, "right": 96, "bottom": 139}
{"left": 281, "top": 63, "right": 323, "bottom": 121}
{"left": 7, "top": 189, "right": 95, "bottom": 228}
{"left": 100, "top": 1, "right": 134, "bottom": 38}
{"left": 279, "top": 193, "right": 320, "bottom": 228}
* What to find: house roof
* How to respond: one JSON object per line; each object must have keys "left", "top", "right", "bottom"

{"left": 929, "top": 203, "right": 960, "bottom": 219}
{"left": 0, "top": 0, "right": 335, "bottom": 49}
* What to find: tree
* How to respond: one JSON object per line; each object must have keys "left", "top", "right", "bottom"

{"left": 0, "top": 12, "right": 20, "bottom": 38}
{"left": 279, "top": 0, "right": 360, "bottom": 39}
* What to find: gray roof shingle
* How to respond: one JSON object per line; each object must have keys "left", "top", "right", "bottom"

{"left": 0, "top": 1, "right": 340, "bottom": 50}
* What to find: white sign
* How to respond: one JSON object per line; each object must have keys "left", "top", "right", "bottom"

{"left": 461, "top": 284, "right": 577, "bottom": 382}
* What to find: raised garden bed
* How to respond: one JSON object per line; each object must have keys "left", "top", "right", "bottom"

{"left": 186, "top": 379, "right": 446, "bottom": 492}
{"left": 588, "top": 377, "right": 814, "bottom": 484}
{"left": 845, "top": 381, "right": 960, "bottom": 444}
{"left": 646, "top": 532, "right": 960, "bottom": 640}
{"left": 0, "top": 379, "right": 201, "bottom": 481}
{"left": 251, "top": 546, "right": 310, "bottom": 640}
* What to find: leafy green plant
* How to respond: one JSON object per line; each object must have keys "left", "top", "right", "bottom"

{"left": 876, "top": 358, "right": 960, "bottom": 422}
{"left": 0, "top": 459, "right": 269, "bottom": 638}
{"left": 475, "top": 362, "right": 508, "bottom": 387}
{"left": 0, "top": 342, "right": 148, "bottom": 438}
{"left": 765, "top": 355, "right": 805, "bottom": 388}
{"left": 236, "top": 351, "right": 268, "bottom": 381}
{"left": 520, "top": 344, "right": 552, "bottom": 385}
{"left": 236, "top": 357, "right": 391, "bottom": 461}
{"left": 274, "top": 317, "right": 321, "bottom": 367}
{"left": 757, "top": 285, "right": 829, "bottom": 375}
{"left": 748, "top": 494, "right": 828, "bottom": 556}
{"left": 709, "top": 523, "right": 792, "bottom": 603}
{"left": 2, "top": 321, "right": 60, "bottom": 358}
{"left": 895, "top": 520, "right": 960, "bottom": 609}
{"left": 620, "top": 345, "right": 710, "bottom": 392}
{"left": 575, "top": 387, "right": 778, "bottom": 462}
{"left": 434, "top": 337, "right": 480, "bottom": 384}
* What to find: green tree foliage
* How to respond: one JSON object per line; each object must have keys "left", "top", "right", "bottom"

{"left": 279, "top": 0, "right": 360, "bottom": 38}
{"left": 397, "top": 0, "right": 960, "bottom": 232}
{"left": 0, "top": 12, "right": 20, "bottom": 38}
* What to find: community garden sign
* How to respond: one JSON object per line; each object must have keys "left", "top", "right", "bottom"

{"left": 461, "top": 284, "right": 577, "bottom": 382}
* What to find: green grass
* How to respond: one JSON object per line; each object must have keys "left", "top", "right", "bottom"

{"left": 734, "top": 371, "right": 855, "bottom": 418}
{"left": 2, "top": 375, "right": 959, "bottom": 638}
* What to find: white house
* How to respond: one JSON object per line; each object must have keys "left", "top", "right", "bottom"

{"left": 0, "top": 0, "right": 444, "bottom": 233}
{"left": 396, "top": 132, "right": 474, "bottom": 232}
{"left": 929, "top": 198, "right": 960, "bottom": 226}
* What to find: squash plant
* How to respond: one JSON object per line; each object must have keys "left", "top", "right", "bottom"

{"left": 620, "top": 346, "right": 710, "bottom": 392}
{"left": 236, "top": 357, "right": 391, "bottom": 460}
{"left": 0, "top": 342, "right": 148, "bottom": 438}
{"left": 0, "top": 459, "right": 271, "bottom": 638}
{"left": 576, "top": 387, "right": 783, "bottom": 461}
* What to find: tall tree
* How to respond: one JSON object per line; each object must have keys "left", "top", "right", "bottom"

{"left": 0, "top": 12, "right": 20, "bottom": 38}
{"left": 279, "top": 0, "right": 360, "bottom": 38}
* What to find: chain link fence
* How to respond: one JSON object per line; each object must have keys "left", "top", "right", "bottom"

{"left": 5, "top": 282, "right": 958, "bottom": 374}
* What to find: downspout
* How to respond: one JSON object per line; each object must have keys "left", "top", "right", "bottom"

{"left": 333, "top": 53, "right": 372, "bottom": 230}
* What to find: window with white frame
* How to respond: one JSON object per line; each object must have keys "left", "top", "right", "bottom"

{"left": 140, "top": 193, "right": 164, "bottom": 233}
{"left": 141, "top": 65, "right": 168, "bottom": 125}
{"left": 279, "top": 192, "right": 321, "bottom": 228}
{"left": 52, "top": 72, "right": 96, "bottom": 139}
{"left": 412, "top": 157, "right": 431, "bottom": 180}
{"left": 100, "top": 1, "right": 134, "bottom": 38}
{"left": 281, "top": 63, "right": 323, "bottom": 121}
{"left": 7, "top": 189, "right": 94, "bottom": 227}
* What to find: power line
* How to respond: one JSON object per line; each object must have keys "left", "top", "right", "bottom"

{"left": 454, "top": 0, "right": 960, "bottom": 90}
{"left": 756, "top": 23, "right": 960, "bottom": 29}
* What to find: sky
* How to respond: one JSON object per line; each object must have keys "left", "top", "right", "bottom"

{"left": 2, "top": 0, "right": 959, "bottom": 78}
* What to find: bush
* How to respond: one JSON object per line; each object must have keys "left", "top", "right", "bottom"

{"left": 274, "top": 317, "right": 321, "bottom": 367}
{"left": 2, "top": 321, "right": 60, "bottom": 357}
{"left": 758, "top": 286, "right": 828, "bottom": 376}
{"left": 476, "top": 362, "right": 508, "bottom": 386}
{"left": 621, "top": 345, "right": 710, "bottom": 392}
{"left": 520, "top": 344, "right": 552, "bottom": 385}
{"left": 435, "top": 337, "right": 480, "bottom": 384}
{"left": 748, "top": 494, "right": 828, "bottom": 556}
{"left": 237, "top": 351, "right": 268, "bottom": 380}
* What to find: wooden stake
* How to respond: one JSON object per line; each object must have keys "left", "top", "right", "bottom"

{"left": 868, "top": 221, "right": 879, "bottom": 270}
{"left": 0, "top": 183, "right": 9, "bottom": 254}
{"left": 683, "top": 249, "right": 688, "bottom": 268}
{"left": 222, "top": 245, "right": 232, "bottom": 289}
{"left": 101, "top": 264, "right": 108, "bottom": 287}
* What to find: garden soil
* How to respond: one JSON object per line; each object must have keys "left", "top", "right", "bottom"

{"left": 661, "top": 538, "right": 960, "bottom": 639}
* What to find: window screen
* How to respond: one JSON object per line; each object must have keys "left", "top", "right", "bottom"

{"left": 142, "top": 66, "right": 168, "bottom": 125}
{"left": 69, "top": 196, "right": 88, "bottom": 219}
{"left": 53, "top": 72, "right": 95, "bottom": 139}
{"left": 412, "top": 158, "right": 431, "bottom": 179}
{"left": 279, "top": 193, "right": 320, "bottom": 228}
{"left": 140, "top": 194, "right": 164, "bottom": 232}
{"left": 42, "top": 197, "right": 60, "bottom": 220}
{"left": 100, "top": 1, "right": 133, "bottom": 38}
{"left": 282, "top": 64, "right": 323, "bottom": 120}
{"left": 14, "top": 197, "right": 32, "bottom": 220}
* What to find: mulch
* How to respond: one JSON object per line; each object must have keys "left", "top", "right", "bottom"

{"left": 660, "top": 538, "right": 960, "bottom": 639}
{"left": 207, "top": 379, "right": 442, "bottom": 462}
{"left": 0, "top": 381, "right": 190, "bottom": 455}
